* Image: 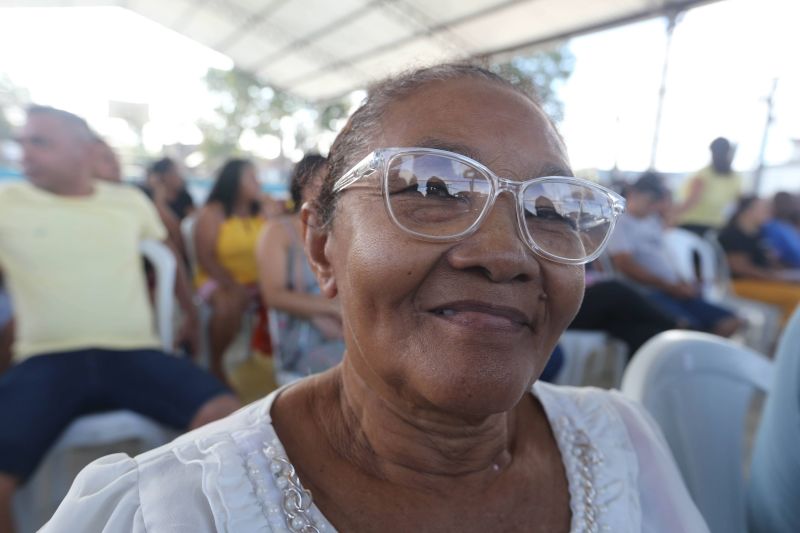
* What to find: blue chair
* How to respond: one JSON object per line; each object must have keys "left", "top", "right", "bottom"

{"left": 747, "top": 305, "right": 800, "bottom": 533}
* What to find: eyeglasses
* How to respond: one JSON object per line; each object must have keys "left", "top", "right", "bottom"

{"left": 333, "top": 147, "right": 625, "bottom": 265}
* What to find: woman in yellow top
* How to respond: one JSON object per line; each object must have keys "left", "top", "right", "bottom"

{"left": 194, "top": 159, "right": 264, "bottom": 383}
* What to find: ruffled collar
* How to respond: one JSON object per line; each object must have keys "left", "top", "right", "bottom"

{"left": 178, "top": 382, "right": 640, "bottom": 532}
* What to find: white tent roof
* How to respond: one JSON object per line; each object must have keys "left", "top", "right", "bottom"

{"left": 2, "top": 0, "right": 720, "bottom": 102}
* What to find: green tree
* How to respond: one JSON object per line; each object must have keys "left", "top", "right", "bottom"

{"left": 199, "top": 67, "right": 294, "bottom": 167}
{"left": 198, "top": 45, "right": 573, "bottom": 170}
{"left": 0, "top": 75, "right": 30, "bottom": 139}
{"left": 489, "top": 44, "right": 575, "bottom": 122}
{"left": 0, "top": 75, "right": 30, "bottom": 165}
{"left": 199, "top": 67, "right": 350, "bottom": 169}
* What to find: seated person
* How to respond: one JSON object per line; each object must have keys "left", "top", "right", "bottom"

{"left": 145, "top": 157, "right": 196, "bottom": 221}
{"left": 569, "top": 276, "right": 678, "bottom": 356}
{"left": 675, "top": 136, "right": 742, "bottom": 236}
{"left": 257, "top": 154, "right": 344, "bottom": 383}
{"left": 762, "top": 191, "right": 800, "bottom": 268}
{"left": 90, "top": 136, "right": 195, "bottom": 349}
{"left": 718, "top": 195, "right": 800, "bottom": 322}
{"left": 45, "top": 63, "right": 707, "bottom": 532}
{"left": 608, "top": 172, "right": 741, "bottom": 337}
{"left": 0, "top": 106, "right": 239, "bottom": 533}
{"left": 194, "top": 159, "right": 266, "bottom": 384}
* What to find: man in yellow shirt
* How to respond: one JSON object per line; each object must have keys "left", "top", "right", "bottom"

{"left": 0, "top": 106, "right": 240, "bottom": 532}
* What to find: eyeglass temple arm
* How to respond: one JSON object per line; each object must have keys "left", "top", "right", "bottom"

{"left": 611, "top": 195, "right": 627, "bottom": 215}
{"left": 332, "top": 152, "right": 379, "bottom": 193}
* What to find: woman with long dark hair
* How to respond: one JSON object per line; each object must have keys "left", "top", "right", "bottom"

{"left": 193, "top": 159, "right": 264, "bottom": 384}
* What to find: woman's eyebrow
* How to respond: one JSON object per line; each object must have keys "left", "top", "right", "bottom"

{"left": 413, "top": 137, "right": 482, "bottom": 161}
{"left": 535, "top": 163, "right": 574, "bottom": 178}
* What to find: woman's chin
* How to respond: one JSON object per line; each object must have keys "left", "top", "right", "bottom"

{"left": 411, "top": 362, "right": 538, "bottom": 419}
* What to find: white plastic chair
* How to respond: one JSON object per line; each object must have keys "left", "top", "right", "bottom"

{"left": 556, "top": 330, "right": 627, "bottom": 388}
{"left": 13, "top": 240, "right": 180, "bottom": 532}
{"left": 664, "top": 227, "right": 782, "bottom": 354}
{"left": 621, "top": 330, "right": 774, "bottom": 533}
{"left": 267, "top": 307, "right": 305, "bottom": 386}
{"left": 664, "top": 228, "right": 721, "bottom": 298}
{"left": 180, "top": 214, "right": 199, "bottom": 279}
{"left": 139, "top": 239, "right": 176, "bottom": 351}
{"left": 13, "top": 411, "right": 177, "bottom": 532}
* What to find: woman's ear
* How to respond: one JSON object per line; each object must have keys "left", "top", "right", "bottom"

{"left": 301, "top": 202, "right": 337, "bottom": 298}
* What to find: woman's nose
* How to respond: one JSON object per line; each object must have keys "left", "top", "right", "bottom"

{"left": 446, "top": 195, "right": 540, "bottom": 283}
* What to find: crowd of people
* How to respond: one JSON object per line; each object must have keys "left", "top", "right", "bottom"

{"left": 0, "top": 64, "right": 797, "bottom": 532}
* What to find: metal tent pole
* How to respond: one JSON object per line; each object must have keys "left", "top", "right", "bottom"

{"left": 753, "top": 78, "right": 779, "bottom": 195}
{"left": 649, "top": 11, "right": 681, "bottom": 170}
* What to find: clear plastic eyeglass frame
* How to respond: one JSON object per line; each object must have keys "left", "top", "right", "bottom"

{"left": 332, "top": 147, "right": 626, "bottom": 265}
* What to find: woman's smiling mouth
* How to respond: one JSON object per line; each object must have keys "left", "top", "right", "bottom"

{"left": 429, "top": 300, "right": 533, "bottom": 333}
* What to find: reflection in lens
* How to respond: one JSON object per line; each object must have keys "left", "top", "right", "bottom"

{"left": 387, "top": 153, "right": 492, "bottom": 237}
{"left": 523, "top": 181, "right": 613, "bottom": 260}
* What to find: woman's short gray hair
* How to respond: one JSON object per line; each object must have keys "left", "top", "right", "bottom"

{"left": 316, "top": 62, "right": 550, "bottom": 225}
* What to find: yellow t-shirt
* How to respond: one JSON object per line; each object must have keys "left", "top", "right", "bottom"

{"left": 678, "top": 166, "right": 742, "bottom": 229}
{"left": 195, "top": 216, "right": 264, "bottom": 287}
{"left": 0, "top": 181, "right": 167, "bottom": 361}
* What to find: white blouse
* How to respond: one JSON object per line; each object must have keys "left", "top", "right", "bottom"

{"left": 42, "top": 382, "right": 709, "bottom": 532}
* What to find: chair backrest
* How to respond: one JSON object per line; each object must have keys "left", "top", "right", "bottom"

{"left": 14, "top": 410, "right": 178, "bottom": 532}
{"left": 139, "top": 239, "right": 176, "bottom": 352}
{"left": 663, "top": 228, "right": 726, "bottom": 299}
{"left": 703, "top": 230, "right": 735, "bottom": 298}
{"left": 556, "top": 330, "right": 627, "bottom": 387}
{"left": 621, "top": 330, "right": 773, "bottom": 533}
{"left": 180, "top": 215, "right": 199, "bottom": 277}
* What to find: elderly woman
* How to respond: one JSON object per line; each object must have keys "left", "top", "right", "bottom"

{"left": 44, "top": 64, "right": 706, "bottom": 532}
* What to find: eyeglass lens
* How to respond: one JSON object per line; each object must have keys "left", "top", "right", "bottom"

{"left": 385, "top": 153, "right": 613, "bottom": 261}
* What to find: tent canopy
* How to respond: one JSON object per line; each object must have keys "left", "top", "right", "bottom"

{"left": 2, "top": 0, "right": 719, "bottom": 102}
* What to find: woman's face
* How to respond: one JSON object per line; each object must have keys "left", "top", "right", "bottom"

{"left": 238, "top": 164, "right": 261, "bottom": 203}
{"left": 323, "top": 78, "right": 584, "bottom": 416}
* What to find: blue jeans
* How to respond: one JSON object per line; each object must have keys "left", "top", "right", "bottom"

{"left": 646, "top": 290, "right": 734, "bottom": 332}
{"left": 0, "top": 348, "right": 230, "bottom": 480}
